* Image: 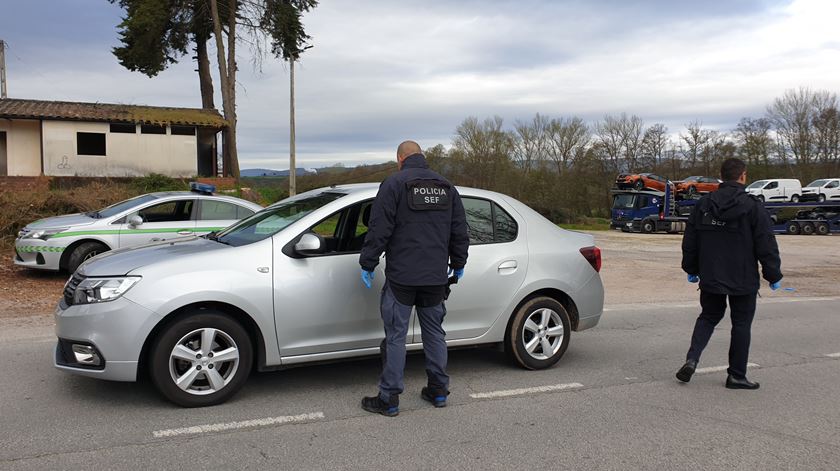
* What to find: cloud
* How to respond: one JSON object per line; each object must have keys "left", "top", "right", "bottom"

{"left": 2, "top": 0, "right": 839, "bottom": 170}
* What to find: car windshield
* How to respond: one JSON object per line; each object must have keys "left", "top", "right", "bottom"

{"left": 92, "top": 194, "right": 159, "bottom": 219}
{"left": 213, "top": 192, "right": 346, "bottom": 247}
{"left": 746, "top": 180, "right": 767, "bottom": 189}
{"left": 612, "top": 194, "right": 636, "bottom": 209}
{"left": 807, "top": 179, "right": 829, "bottom": 187}
{"left": 685, "top": 176, "right": 700, "bottom": 182}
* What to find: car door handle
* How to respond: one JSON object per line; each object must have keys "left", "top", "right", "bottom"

{"left": 177, "top": 230, "right": 194, "bottom": 236}
{"left": 498, "top": 260, "right": 518, "bottom": 274}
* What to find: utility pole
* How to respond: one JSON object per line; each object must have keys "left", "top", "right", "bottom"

{"left": 289, "top": 59, "right": 296, "bottom": 196}
{"left": 0, "top": 40, "right": 8, "bottom": 99}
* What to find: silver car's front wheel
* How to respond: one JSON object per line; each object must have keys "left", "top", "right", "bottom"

{"left": 169, "top": 328, "right": 240, "bottom": 395}
{"left": 507, "top": 297, "right": 571, "bottom": 370}
{"left": 150, "top": 310, "right": 253, "bottom": 407}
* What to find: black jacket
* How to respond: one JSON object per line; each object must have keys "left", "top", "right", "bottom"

{"left": 359, "top": 154, "right": 469, "bottom": 286}
{"left": 682, "top": 181, "right": 782, "bottom": 295}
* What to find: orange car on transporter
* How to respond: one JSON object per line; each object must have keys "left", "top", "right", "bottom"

{"left": 676, "top": 176, "right": 722, "bottom": 196}
{"left": 615, "top": 173, "right": 669, "bottom": 192}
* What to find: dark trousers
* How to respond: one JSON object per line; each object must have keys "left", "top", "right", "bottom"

{"left": 378, "top": 284, "right": 449, "bottom": 402}
{"left": 686, "top": 290, "right": 757, "bottom": 379}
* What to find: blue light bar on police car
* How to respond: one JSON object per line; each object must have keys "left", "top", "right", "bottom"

{"left": 190, "top": 182, "right": 216, "bottom": 195}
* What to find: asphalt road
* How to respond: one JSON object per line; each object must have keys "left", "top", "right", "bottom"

{"left": 1, "top": 296, "right": 839, "bottom": 470}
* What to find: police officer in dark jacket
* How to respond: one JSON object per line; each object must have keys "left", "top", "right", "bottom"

{"left": 358, "top": 140, "right": 469, "bottom": 416}
{"left": 676, "top": 158, "right": 783, "bottom": 390}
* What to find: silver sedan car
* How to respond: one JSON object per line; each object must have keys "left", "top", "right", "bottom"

{"left": 55, "top": 183, "right": 604, "bottom": 407}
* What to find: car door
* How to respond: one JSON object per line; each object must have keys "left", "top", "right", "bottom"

{"left": 764, "top": 181, "right": 780, "bottom": 200}
{"left": 273, "top": 200, "right": 389, "bottom": 356}
{"left": 117, "top": 198, "right": 197, "bottom": 248}
{"left": 196, "top": 199, "right": 255, "bottom": 234}
{"left": 419, "top": 196, "right": 528, "bottom": 341}
{"left": 826, "top": 180, "right": 840, "bottom": 200}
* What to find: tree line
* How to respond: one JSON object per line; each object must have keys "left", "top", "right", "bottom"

{"left": 422, "top": 87, "right": 840, "bottom": 223}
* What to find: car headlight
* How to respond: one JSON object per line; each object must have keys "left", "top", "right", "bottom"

{"left": 72, "top": 277, "right": 141, "bottom": 305}
{"left": 21, "top": 228, "right": 68, "bottom": 240}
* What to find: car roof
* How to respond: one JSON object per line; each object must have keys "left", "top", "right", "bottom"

{"left": 322, "top": 182, "right": 509, "bottom": 200}
{"left": 148, "top": 191, "right": 263, "bottom": 208}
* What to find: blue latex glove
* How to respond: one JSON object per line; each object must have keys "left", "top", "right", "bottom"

{"left": 687, "top": 274, "right": 699, "bottom": 283}
{"left": 361, "top": 269, "right": 374, "bottom": 289}
{"left": 449, "top": 268, "right": 464, "bottom": 280}
{"left": 770, "top": 281, "right": 781, "bottom": 291}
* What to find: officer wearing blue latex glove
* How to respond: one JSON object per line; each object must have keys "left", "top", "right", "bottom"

{"left": 677, "top": 158, "right": 782, "bottom": 391}
{"left": 357, "top": 140, "right": 469, "bottom": 417}
{"left": 361, "top": 269, "right": 375, "bottom": 289}
{"left": 449, "top": 268, "right": 464, "bottom": 280}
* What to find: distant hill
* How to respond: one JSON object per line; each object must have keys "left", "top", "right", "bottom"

{"left": 241, "top": 168, "right": 318, "bottom": 177}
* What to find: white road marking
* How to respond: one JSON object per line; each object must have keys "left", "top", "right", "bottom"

{"left": 469, "top": 382, "right": 583, "bottom": 399}
{"left": 825, "top": 353, "right": 840, "bottom": 358}
{"left": 695, "top": 363, "right": 760, "bottom": 375}
{"left": 152, "top": 411, "right": 325, "bottom": 438}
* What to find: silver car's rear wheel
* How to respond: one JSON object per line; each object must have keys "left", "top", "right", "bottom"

{"left": 507, "top": 296, "right": 571, "bottom": 370}
{"left": 169, "top": 328, "right": 240, "bottom": 396}
{"left": 150, "top": 310, "right": 253, "bottom": 407}
{"left": 521, "top": 308, "right": 564, "bottom": 361}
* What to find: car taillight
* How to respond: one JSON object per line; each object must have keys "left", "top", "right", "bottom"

{"left": 580, "top": 246, "right": 601, "bottom": 273}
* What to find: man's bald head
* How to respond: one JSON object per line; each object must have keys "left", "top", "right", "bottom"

{"left": 397, "top": 140, "right": 422, "bottom": 159}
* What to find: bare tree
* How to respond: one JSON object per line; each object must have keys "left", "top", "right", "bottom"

{"left": 594, "top": 113, "right": 642, "bottom": 173}
{"left": 734, "top": 117, "right": 773, "bottom": 167}
{"left": 512, "top": 113, "right": 550, "bottom": 174}
{"left": 812, "top": 93, "right": 840, "bottom": 170}
{"left": 452, "top": 116, "right": 514, "bottom": 189}
{"left": 767, "top": 87, "right": 818, "bottom": 169}
{"left": 546, "top": 116, "right": 590, "bottom": 174}
{"left": 640, "top": 123, "right": 669, "bottom": 172}
{"left": 680, "top": 120, "right": 710, "bottom": 170}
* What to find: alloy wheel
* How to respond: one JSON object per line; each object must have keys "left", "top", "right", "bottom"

{"left": 521, "top": 308, "right": 564, "bottom": 360}
{"left": 169, "top": 328, "right": 240, "bottom": 395}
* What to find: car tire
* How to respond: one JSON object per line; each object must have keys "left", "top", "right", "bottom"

{"left": 800, "top": 222, "right": 815, "bottom": 235}
{"left": 818, "top": 194, "right": 826, "bottom": 203}
{"left": 150, "top": 310, "right": 253, "bottom": 407}
{"left": 758, "top": 195, "right": 765, "bottom": 202}
{"left": 791, "top": 194, "right": 800, "bottom": 203}
{"left": 507, "top": 297, "right": 571, "bottom": 370}
{"left": 641, "top": 219, "right": 655, "bottom": 234}
{"left": 786, "top": 221, "right": 800, "bottom": 235}
{"left": 634, "top": 179, "right": 644, "bottom": 190}
{"left": 66, "top": 241, "right": 108, "bottom": 274}
{"left": 688, "top": 185, "right": 697, "bottom": 196}
{"left": 816, "top": 222, "right": 830, "bottom": 235}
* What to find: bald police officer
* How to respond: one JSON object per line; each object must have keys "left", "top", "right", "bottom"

{"left": 359, "top": 140, "right": 469, "bottom": 416}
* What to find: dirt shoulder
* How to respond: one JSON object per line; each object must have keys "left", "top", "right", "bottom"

{"left": 1, "top": 232, "right": 839, "bottom": 321}
{"left": 592, "top": 230, "right": 840, "bottom": 306}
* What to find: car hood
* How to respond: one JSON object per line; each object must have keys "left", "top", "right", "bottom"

{"left": 25, "top": 213, "right": 97, "bottom": 230}
{"left": 77, "top": 237, "right": 225, "bottom": 276}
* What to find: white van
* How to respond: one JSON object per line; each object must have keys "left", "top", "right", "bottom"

{"left": 801, "top": 178, "right": 840, "bottom": 202}
{"left": 746, "top": 179, "right": 802, "bottom": 202}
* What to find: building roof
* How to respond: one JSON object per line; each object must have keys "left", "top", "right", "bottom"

{"left": 0, "top": 98, "right": 227, "bottom": 128}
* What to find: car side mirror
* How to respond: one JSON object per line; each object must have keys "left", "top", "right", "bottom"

{"left": 128, "top": 215, "right": 143, "bottom": 227}
{"left": 294, "top": 232, "right": 324, "bottom": 255}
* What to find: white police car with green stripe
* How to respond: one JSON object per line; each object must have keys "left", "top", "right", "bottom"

{"left": 15, "top": 183, "right": 262, "bottom": 273}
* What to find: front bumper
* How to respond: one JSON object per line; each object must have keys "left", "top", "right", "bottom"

{"left": 53, "top": 296, "right": 163, "bottom": 382}
{"left": 14, "top": 238, "right": 64, "bottom": 270}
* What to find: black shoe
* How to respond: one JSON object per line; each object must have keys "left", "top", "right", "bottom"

{"left": 421, "top": 387, "right": 448, "bottom": 408}
{"left": 725, "top": 375, "right": 760, "bottom": 390}
{"left": 675, "top": 359, "right": 698, "bottom": 383}
{"left": 361, "top": 395, "right": 399, "bottom": 417}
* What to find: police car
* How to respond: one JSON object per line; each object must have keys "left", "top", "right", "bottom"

{"left": 14, "top": 183, "right": 262, "bottom": 273}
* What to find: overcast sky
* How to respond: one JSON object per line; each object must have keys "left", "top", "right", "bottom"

{"left": 2, "top": 0, "right": 839, "bottom": 169}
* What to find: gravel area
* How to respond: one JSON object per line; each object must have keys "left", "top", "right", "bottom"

{"left": 1, "top": 231, "right": 838, "bottom": 327}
